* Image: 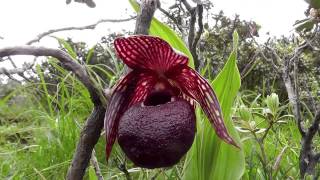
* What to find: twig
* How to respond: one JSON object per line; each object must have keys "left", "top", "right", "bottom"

{"left": 252, "top": 132, "right": 270, "bottom": 179}
{"left": 67, "top": 105, "right": 106, "bottom": 179}
{"left": 302, "top": 74, "right": 317, "bottom": 115}
{"left": 250, "top": 35, "right": 280, "bottom": 73}
{"left": 187, "top": 7, "right": 196, "bottom": 50}
{"left": 91, "top": 149, "right": 104, "bottom": 180}
{"left": 191, "top": 4, "right": 203, "bottom": 70}
{"left": 261, "top": 121, "right": 274, "bottom": 142}
{"left": 180, "top": 0, "right": 192, "bottom": 12}
{"left": 240, "top": 51, "right": 259, "bottom": 79}
{"left": 66, "top": 0, "right": 96, "bottom": 8}
{"left": 300, "top": 110, "right": 320, "bottom": 177}
{"left": 26, "top": 16, "right": 136, "bottom": 45}
{"left": 272, "top": 146, "right": 288, "bottom": 172}
{"left": 116, "top": 159, "right": 132, "bottom": 180}
{"left": 0, "top": 46, "right": 107, "bottom": 106}
{"left": 181, "top": 0, "right": 203, "bottom": 70}
{"left": 158, "top": 6, "right": 184, "bottom": 33}
{"left": 0, "top": 46, "right": 108, "bottom": 179}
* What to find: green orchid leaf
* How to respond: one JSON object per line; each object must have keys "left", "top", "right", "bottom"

{"left": 183, "top": 31, "right": 245, "bottom": 180}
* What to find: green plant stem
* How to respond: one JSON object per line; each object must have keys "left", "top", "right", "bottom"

{"left": 252, "top": 132, "right": 270, "bottom": 179}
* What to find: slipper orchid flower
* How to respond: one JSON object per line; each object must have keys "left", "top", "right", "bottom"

{"left": 104, "top": 35, "right": 238, "bottom": 168}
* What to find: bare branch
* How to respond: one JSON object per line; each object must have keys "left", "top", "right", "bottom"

{"left": 282, "top": 57, "right": 306, "bottom": 137}
{"left": 66, "top": 0, "right": 96, "bottom": 8}
{"left": 0, "top": 46, "right": 107, "bottom": 106}
{"left": 191, "top": 4, "right": 204, "bottom": 70}
{"left": 187, "top": 8, "right": 196, "bottom": 50}
{"left": 180, "top": 0, "right": 193, "bottom": 12}
{"left": 300, "top": 110, "right": 320, "bottom": 177}
{"left": 26, "top": 16, "right": 136, "bottom": 45}
{"left": 67, "top": 105, "right": 106, "bottom": 179}
{"left": 250, "top": 35, "right": 280, "bottom": 73}
{"left": 305, "top": 110, "right": 320, "bottom": 146}
{"left": 158, "top": 6, "right": 184, "bottom": 33}
{"left": 134, "top": 0, "right": 160, "bottom": 35}
{"left": 192, "top": 5, "right": 204, "bottom": 50}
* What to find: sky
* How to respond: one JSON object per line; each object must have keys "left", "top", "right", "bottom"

{"left": 0, "top": 0, "right": 309, "bottom": 69}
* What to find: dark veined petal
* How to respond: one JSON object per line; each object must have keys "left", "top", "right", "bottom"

{"left": 129, "top": 72, "right": 158, "bottom": 106}
{"left": 104, "top": 71, "right": 157, "bottom": 161}
{"left": 167, "top": 65, "right": 239, "bottom": 148}
{"left": 114, "top": 35, "right": 188, "bottom": 72}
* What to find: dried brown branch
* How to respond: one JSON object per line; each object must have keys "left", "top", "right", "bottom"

{"left": 67, "top": 105, "right": 106, "bottom": 179}
{"left": 180, "top": 0, "right": 192, "bottom": 12}
{"left": 191, "top": 4, "right": 203, "bottom": 70}
{"left": 0, "top": 56, "right": 35, "bottom": 82}
{"left": 0, "top": 45, "right": 109, "bottom": 179}
{"left": 300, "top": 110, "right": 320, "bottom": 177}
{"left": 158, "top": 6, "right": 184, "bottom": 33}
{"left": 66, "top": 0, "right": 96, "bottom": 8}
{"left": 187, "top": 8, "right": 196, "bottom": 50}
{"left": 26, "top": 16, "right": 136, "bottom": 45}
{"left": 0, "top": 46, "right": 106, "bottom": 106}
{"left": 181, "top": 0, "right": 204, "bottom": 70}
{"left": 250, "top": 35, "right": 280, "bottom": 73}
{"left": 134, "top": 0, "right": 160, "bottom": 35}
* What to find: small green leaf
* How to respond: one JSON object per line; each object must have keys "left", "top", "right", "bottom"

{"left": 294, "top": 18, "right": 315, "bottom": 32}
{"left": 86, "top": 45, "right": 96, "bottom": 64}
{"left": 53, "top": 37, "right": 77, "bottom": 59}
{"left": 88, "top": 166, "right": 98, "bottom": 180}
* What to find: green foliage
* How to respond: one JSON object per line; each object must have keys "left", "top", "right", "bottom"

{"left": 183, "top": 31, "right": 245, "bottom": 180}
{"left": 0, "top": 65, "right": 92, "bottom": 179}
{"left": 235, "top": 91, "right": 300, "bottom": 179}
{"left": 304, "top": 0, "right": 320, "bottom": 8}
{"left": 1, "top": 2, "right": 320, "bottom": 179}
{"left": 294, "top": 18, "right": 316, "bottom": 32}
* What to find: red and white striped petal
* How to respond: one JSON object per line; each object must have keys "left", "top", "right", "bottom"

{"left": 167, "top": 66, "right": 239, "bottom": 148}
{"left": 129, "top": 72, "right": 158, "bottom": 106}
{"left": 104, "top": 71, "right": 158, "bottom": 161}
{"left": 104, "top": 71, "right": 139, "bottom": 160}
{"left": 114, "top": 35, "right": 188, "bottom": 72}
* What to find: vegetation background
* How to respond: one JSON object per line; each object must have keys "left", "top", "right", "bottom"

{"left": 0, "top": 0, "right": 319, "bottom": 179}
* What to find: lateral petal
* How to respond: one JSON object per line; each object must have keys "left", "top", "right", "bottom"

{"left": 104, "top": 71, "right": 138, "bottom": 160}
{"left": 104, "top": 71, "right": 157, "bottom": 160}
{"left": 167, "top": 65, "right": 239, "bottom": 148}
